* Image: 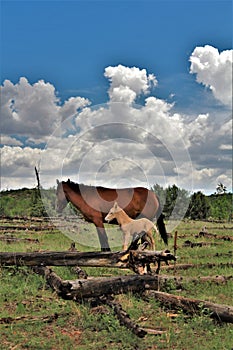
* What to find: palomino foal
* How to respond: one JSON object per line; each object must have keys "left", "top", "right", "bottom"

{"left": 105, "top": 202, "right": 158, "bottom": 250}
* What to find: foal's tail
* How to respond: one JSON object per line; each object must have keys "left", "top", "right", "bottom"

{"left": 156, "top": 197, "right": 168, "bottom": 245}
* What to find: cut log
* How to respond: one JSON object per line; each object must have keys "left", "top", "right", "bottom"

{"left": 33, "top": 266, "right": 161, "bottom": 299}
{"left": 193, "top": 275, "right": 232, "bottom": 284}
{"left": 0, "top": 250, "right": 176, "bottom": 275}
{"left": 149, "top": 291, "right": 233, "bottom": 323}
{"left": 197, "top": 231, "right": 233, "bottom": 241}
{"left": 60, "top": 274, "right": 233, "bottom": 299}
{"left": 0, "top": 312, "right": 66, "bottom": 324}
{"left": 0, "top": 225, "right": 54, "bottom": 231}
{"left": 0, "top": 216, "right": 46, "bottom": 222}
{"left": 161, "top": 262, "right": 233, "bottom": 271}
{"left": 0, "top": 235, "right": 39, "bottom": 244}
{"left": 183, "top": 240, "right": 221, "bottom": 248}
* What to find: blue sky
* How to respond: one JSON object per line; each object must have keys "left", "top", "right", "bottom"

{"left": 1, "top": 0, "right": 232, "bottom": 195}
{"left": 2, "top": 1, "right": 232, "bottom": 105}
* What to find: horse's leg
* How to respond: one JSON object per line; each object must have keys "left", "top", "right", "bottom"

{"left": 95, "top": 222, "right": 110, "bottom": 252}
{"left": 122, "top": 231, "right": 127, "bottom": 251}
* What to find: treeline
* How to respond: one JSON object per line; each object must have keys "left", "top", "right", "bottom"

{"left": 0, "top": 185, "right": 232, "bottom": 222}
{"left": 151, "top": 184, "right": 232, "bottom": 222}
{"left": 0, "top": 187, "right": 52, "bottom": 218}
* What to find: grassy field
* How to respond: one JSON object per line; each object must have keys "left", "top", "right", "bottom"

{"left": 0, "top": 217, "right": 232, "bottom": 350}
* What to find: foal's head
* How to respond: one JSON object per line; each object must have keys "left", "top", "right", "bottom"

{"left": 105, "top": 202, "right": 121, "bottom": 222}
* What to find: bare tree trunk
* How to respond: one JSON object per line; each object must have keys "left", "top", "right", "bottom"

{"left": 34, "top": 166, "right": 41, "bottom": 190}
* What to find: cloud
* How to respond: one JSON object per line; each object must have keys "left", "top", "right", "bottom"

{"left": 1, "top": 77, "right": 90, "bottom": 141}
{"left": 190, "top": 45, "right": 232, "bottom": 106}
{"left": 104, "top": 65, "right": 157, "bottom": 103}
{"left": 1, "top": 146, "right": 42, "bottom": 187}
{"left": 0, "top": 136, "right": 23, "bottom": 146}
{"left": 0, "top": 58, "right": 232, "bottom": 194}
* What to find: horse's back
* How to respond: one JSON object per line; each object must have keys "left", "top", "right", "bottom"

{"left": 96, "top": 186, "right": 159, "bottom": 220}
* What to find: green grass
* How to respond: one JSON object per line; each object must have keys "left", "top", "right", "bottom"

{"left": 0, "top": 218, "right": 233, "bottom": 349}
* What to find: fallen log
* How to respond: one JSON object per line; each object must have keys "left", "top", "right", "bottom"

{"left": 182, "top": 240, "right": 222, "bottom": 248}
{"left": 34, "top": 267, "right": 232, "bottom": 299}
{"left": 0, "top": 216, "right": 46, "bottom": 222}
{"left": 161, "top": 262, "right": 233, "bottom": 271}
{"left": 0, "top": 312, "right": 66, "bottom": 324}
{"left": 192, "top": 275, "right": 232, "bottom": 284}
{"left": 59, "top": 274, "right": 233, "bottom": 299}
{"left": 149, "top": 291, "right": 233, "bottom": 323}
{"left": 33, "top": 266, "right": 161, "bottom": 299}
{"left": 33, "top": 266, "right": 233, "bottom": 324}
{"left": 0, "top": 251, "right": 127, "bottom": 267}
{"left": 31, "top": 265, "right": 233, "bottom": 298}
{"left": 196, "top": 232, "right": 233, "bottom": 242}
{"left": 104, "top": 297, "right": 147, "bottom": 338}
{"left": 0, "top": 235, "right": 39, "bottom": 244}
{"left": 33, "top": 266, "right": 149, "bottom": 337}
{"left": 0, "top": 225, "right": 54, "bottom": 231}
{"left": 0, "top": 250, "right": 176, "bottom": 275}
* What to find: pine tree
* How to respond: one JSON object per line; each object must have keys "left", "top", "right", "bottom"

{"left": 187, "top": 192, "right": 210, "bottom": 220}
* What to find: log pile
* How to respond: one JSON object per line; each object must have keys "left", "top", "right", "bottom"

{"left": 1, "top": 228, "right": 233, "bottom": 338}
{"left": 32, "top": 266, "right": 233, "bottom": 325}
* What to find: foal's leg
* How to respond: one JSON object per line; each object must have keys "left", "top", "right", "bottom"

{"left": 122, "top": 230, "right": 130, "bottom": 251}
{"left": 147, "top": 229, "right": 155, "bottom": 250}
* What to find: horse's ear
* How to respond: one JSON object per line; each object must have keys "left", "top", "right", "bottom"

{"left": 56, "top": 179, "right": 60, "bottom": 185}
{"left": 68, "top": 178, "right": 70, "bottom": 183}
{"left": 114, "top": 202, "right": 118, "bottom": 209}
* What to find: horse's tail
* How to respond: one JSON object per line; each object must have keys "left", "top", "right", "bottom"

{"left": 157, "top": 213, "right": 168, "bottom": 245}
{"left": 156, "top": 196, "right": 168, "bottom": 245}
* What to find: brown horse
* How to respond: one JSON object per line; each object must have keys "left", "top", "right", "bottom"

{"left": 56, "top": 179, "right": 167, "bottom": 251}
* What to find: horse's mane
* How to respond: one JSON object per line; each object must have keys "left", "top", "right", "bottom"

{"left": 62, "top": 179, "right": 146, "bottom": 192}
{"left": 62, "top": 180, "right": 98, "bottom": 193}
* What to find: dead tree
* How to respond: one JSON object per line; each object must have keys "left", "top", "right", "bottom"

{"left": 34, "top": 166, "right": 41, "bottom": 190}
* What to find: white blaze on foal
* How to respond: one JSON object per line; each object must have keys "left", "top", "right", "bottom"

{"left": 105, "top": 202, "right": 158, "bottom": 250}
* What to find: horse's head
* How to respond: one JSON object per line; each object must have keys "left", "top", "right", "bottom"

{"left": 105, "top": 202, "right": 121, "bottom": 222}
{"left": 56, "top": 179, "right": 69, "bottom": 213}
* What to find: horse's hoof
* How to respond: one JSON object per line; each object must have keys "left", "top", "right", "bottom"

{"left": 101, "top": 248, "right": 111, "bottom": 252}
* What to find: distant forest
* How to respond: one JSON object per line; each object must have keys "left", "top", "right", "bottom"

{"left": 0, "top": 184, "right": 232, "bottom": 221}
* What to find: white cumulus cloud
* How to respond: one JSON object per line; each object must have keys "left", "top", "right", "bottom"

{"left": 190, "top": 45, "right": 232, "bottom": 106}
{"left": 104, "top": 65, "right": 157, "bottom": 103}
{"left": 0, "top": 78, "right": 90, "bottom": 141}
